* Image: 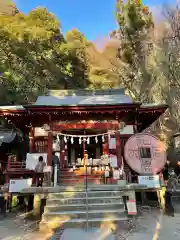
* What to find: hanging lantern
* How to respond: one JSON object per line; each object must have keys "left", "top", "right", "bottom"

{"left": 87, "top": 137, "right": 90, "bottom": 144}
{"left": 64, "top": 136, "right": 67, "bottom": 143}
{"left": 95, "top": 136, "right": 98, "bottom": 143}
{"left": 79, "top": 137, "right": 82, "bottom": 144}
{"left": 102, "top": 135, "right": 105, "bottom": 143}
{"left": 71, "top": 137, "right": 74, "bottom": 144}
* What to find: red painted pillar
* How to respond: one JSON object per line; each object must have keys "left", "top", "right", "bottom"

{"left": 47, "top": 131, "right": 53, "bottom": 166}
{"left": 102, "top": 135, "right": 109, "bottom": 155}
{"left": 60, "top": 138, "right": 65, "bottom": 168}
{"left": 64, "top": 142, "right": 68, "bottom": 167}
{"left": 29, "top": 127, "right": 34, "bottom": 153}
{"left": 116, "top": 131, "right": 121, "bottom": 168}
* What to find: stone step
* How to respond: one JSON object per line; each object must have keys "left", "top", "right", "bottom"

{"left": 59, "top": 178, "right": 101, "bottom": 183}
{"left": 44, "top": 202, "right": 124, "bottom": 213}
{"left": 47, "top": 196, "right": 123, "bottom": 205}
{"left": 48, "top": 191, "right": 123, "bottom": 199}
{"left": 59, "top": 181, "right": 102, "bottom": 185}
{"left": 40, "top": 216, "right": 129, "bottom": 232}
{"left": 42, "top": 209, "right": 125, "bottom": 222}
{"left": 59, "top": 174, "right": 101, "bottom": 178}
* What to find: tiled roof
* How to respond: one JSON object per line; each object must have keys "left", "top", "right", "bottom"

{"left": 35, "top": 88, "right": 134, "bottom": 106}
{"left": 48, "top": 88, "right": 125, "bottom": 96}
{"left": 35, "top": 94, "right": 133, "bottom": 106}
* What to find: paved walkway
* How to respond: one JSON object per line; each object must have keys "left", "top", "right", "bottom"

{"left": 1, "top": 211, "right": 180, "bottom": 239}
{"left": 0, "top": 213, "right": 52, "bottom": 240}
{"left": 127, "top": 212, "right": 180, "bottom": 240}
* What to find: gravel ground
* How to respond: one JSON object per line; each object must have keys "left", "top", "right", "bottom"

{"left": 1, "top": 210, "right": 180, "bottom": 239}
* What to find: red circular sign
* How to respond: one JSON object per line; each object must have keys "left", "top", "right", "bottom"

{"left": 124, "top": 133, "right": 166, "bottom": 175}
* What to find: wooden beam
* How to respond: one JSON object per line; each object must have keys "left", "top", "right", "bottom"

{"left": 29, "top": 127, "right": 34, "bottom": 153}
{"left": 47, "top": 131, "right": 53, "bottom": 166}
{"left": 52, "top": 122, "right": 120, "bottom": 130}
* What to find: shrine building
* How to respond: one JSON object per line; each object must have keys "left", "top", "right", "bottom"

{"left": 0, "top": 88, "right": 168, "bottom": 184}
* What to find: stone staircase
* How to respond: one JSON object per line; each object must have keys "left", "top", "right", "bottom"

{"left": 40, "top": 190, "right": 127, "bottom": 232}
{"left": 59, "top": 168, "right": 103, "bottom": 185}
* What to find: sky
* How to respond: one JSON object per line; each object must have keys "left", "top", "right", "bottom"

{"left": 14, "top": 0, "right": 173, "bottom": 41}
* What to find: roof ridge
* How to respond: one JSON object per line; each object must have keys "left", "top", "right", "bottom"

{"left": 48, "top": 88, "right": 125, "bottom": 97}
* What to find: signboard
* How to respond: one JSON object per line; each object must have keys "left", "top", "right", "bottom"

{"left": 105, "top": 170, "right": 109, "bottom": 177}
{"left": 109, "top": 155, "right": 117, "bottom": 167}
{"left": 138, "top": 175, "right": 160, "bottom": 188}
{"left": 9, "top": 179, "right": 32, "bottom": 193}
{"left": 108, "top": 137, "right": 116, "bottom": 149}
{"left": 124, "top": 133, "right": 166, "bottom": 174}
{"left": 127, "top": 200, "right": 137, "bottom": 215}
{"left": 87, "top": 158, "right": 93, "bottom": 165}
{"left": 113, "top": 169, "right": 120, "bottom": 179}
{"left": 101, "top": 155, "right": 109, "bottom": 165}
{"left": 26, "top": 153, "right": 47, "bottom": 170}
{"left": 93, "top": 159, "right": 101, "bottom": 165}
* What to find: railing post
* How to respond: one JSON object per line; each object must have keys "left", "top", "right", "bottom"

{"left": 85, "top": 163, "right": 89, "bottom": 230}
{"left": 54, "top": 164, "right": 57, "bottom": 187}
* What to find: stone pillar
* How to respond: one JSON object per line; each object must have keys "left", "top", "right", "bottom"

{"left": 47, "top": 131, "right": 53, "bottom": 166}
{"left": 33, "top": 194, "right": 41, "bottom": 218}
{"left": 116, "top": 131, "right": 121, "bottom": 168}
{"left": 29, "top": 127, "right": 34, "bottom": 153}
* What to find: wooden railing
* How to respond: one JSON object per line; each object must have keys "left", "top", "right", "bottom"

{"left": 7, "top": 159, "right": 26, "bottom": 171}
{"left": 34, "top": 139, "right": 48, "bottom": 153}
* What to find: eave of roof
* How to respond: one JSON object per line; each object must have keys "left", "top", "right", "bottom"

{"left": 139, "top": 104, "right": 168, "bottom": 111}
{"left": 23, "top": 102, "right": 141, "bottom": 111}
{"left": 0, "top": 105, "right": 25, "bottom": 112}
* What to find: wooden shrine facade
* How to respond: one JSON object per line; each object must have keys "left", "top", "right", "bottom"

{"left": 0, "top": 103, "right": 168, "bottom": 169}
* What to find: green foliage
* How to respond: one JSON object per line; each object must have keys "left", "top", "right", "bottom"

{"left": 116, "top": 0, "right": 154, "bottom": 101}
{"left": 0, "top": 6, "right": 90, "bottom": 104}
{"left": 64, "top": 29, "right": 90, "bottom": 88}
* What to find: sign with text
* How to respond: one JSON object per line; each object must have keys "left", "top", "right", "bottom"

{"left": 108, "top": 137, "right": 116, "bottom": 149}
{"left": 9, "top": 179, "right": 32, "bottom": 193}
{"left": 109, "top": 155, "right": 117, "bottom": 167}
{"left": 138, "top": 175, "right": 160, "bottom": 188}
{"left": 26, "top": 153, "right": 47, "bottom": 170}
{"left": 127, "top": 200, "right": 137, "bottom": 215}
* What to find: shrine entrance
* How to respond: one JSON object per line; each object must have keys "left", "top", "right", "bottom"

{"left": 61, "top": 129, "right": 104, "bottom": 166}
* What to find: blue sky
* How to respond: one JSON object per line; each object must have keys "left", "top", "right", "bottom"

{"left": 14, "top": 0, "right": 172, "bottom": 41}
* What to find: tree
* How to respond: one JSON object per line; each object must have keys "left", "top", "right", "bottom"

{"left": 64, "top": 29, "right": 90, "bottom": 88}
{"left": 152, "top": 4, "right": 180, "bottom": 133}
{"left": 0, "top": 6, "right": 90, "bottom": 104}
{"left": 115, "top": 0, "right": 154, "bottom": 101}
{"left": 86, "top": 39, "right": 122, "bottom": 89}
{"left": 0, "top": 7, "right": 64, "bottom": 103}
{"left": 0, "top": 0, "right": 18, "bottom": 16}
